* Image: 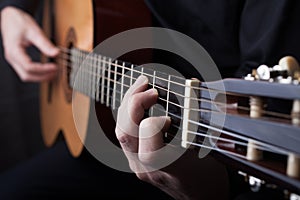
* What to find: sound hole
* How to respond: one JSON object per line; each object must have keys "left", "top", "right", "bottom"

{"left": 63, "top": 28, "right": 77, "bottom": 103}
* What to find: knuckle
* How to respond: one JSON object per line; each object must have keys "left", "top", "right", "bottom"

{"left": 20, "top": 74, "right": 31, "bottom": 82}
{"left": 136, "top": 173, "right": 149, "bottom": 182}
{"left": 115, "top": 131, "right": 130, "bottom": 144}
{"left": 150, "top": 173, "right": 167, "bottom": 186}
{"left": 128, "top": 94, "right": 140, "bottom": 108}
{"left": 140, "top": 117, "right": 153, "bottom": 128}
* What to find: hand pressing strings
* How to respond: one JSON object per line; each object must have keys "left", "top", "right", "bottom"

{"left": 116, "top": 75, "right": 230, "bottom": 200}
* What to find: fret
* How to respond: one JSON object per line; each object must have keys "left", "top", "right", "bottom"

{"left": 141, "top": 67, "right": 144, "bottom": 76}
{"left": 112, "top": 60, "right": 118, "bottom": 110}
{"left": 130, "top": 64, "right": 134, "bottom": 86}
{"left": 152, "top": 71, "right": 156, "bottom": 89}
{"left": 92, "top": 53, "right": 97, "bottom": 99}
{"left": 95, "top": 54, "right": 101, "bottom": 101}
{"left": 82, "top": 51, "right": 86, "bottom": 94}
{"left": 95, "top": 54, "right": 101, "bottom": 102}
{"left": 79, "top": 50, "right": 83, "bottom": 93}
{"left": 87, "top": 55, "right": 92, "bottom": 97}
{"left": 70, "top": 48, "right": 76, "bottom": 87}
{"left": 100, "top": 56, "right": 106, "bottom": 104}
{"left": 150, "top": 70, "right": 156, "bottom": 117}
{"left": 106, "top": 58, "right": 112, "bottom": 107}
{"left": 120, "top": 62, "right": 125, "bottom": 102}
{"left": 166, "top": 74, "right": 171, "bottom": 117}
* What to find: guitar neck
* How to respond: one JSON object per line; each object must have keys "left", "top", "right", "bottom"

{"left": 66, "top": 47, "right": 188, "bottom": 110}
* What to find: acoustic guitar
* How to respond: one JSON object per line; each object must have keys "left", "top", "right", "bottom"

{"left": 41, "top": 0, "right": 300, "bottom": 197}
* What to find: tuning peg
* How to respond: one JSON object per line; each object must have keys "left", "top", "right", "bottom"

{"left": 272, "top": 64, "right": 285, "bottom": 71}
{"left": 256, "top": 64, "right": 271, "bottom": 80}
{"left": 278, "top": 56, "right": 300, "bottom": 77}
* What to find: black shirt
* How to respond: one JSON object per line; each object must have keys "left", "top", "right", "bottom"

{"left": 145, "top": 0, "right": 300, "bottom": 78}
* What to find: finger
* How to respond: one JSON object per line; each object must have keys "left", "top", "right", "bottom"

{"left": 128, "top": 88, "right": 159, "bottom": 124}
{"left": 115, "top": 125, "right": 141, "bottom": 172}
{"left": 7, "top": 48, "right": 57, "bottom": 82}
{"left": 23, "top": 62, "right": 58, "bottom": 74}
{"left": 116, "top": 88, "right": 158, "bottom": 137}
{"left": 116, "top": 126, "right": 153, "bottom": 174}
{"left": 122, "top": 75, "right": 149, "bottom": 103}
{"left": 26, "top": 22, "right": 59, "bottom": 57}
{"left": 11, "top": 63, "right": 57, "bottom": 82}
{"left": 138, "top": 116, "right": 171, "bottom": 164}
{"left": 115, "top": 126, "right": 138, "bottom": 153}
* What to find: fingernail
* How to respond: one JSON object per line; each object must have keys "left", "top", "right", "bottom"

{"left": 50, "top": 47, "right": 60, "bottom": 56}
{"left": 152, "top": 88, "right": 158, "bottom": 95}
{"left": 161, "top": 116, "right": 171, "bottom": 122}
{"left": 134, "top": 75, "right": 148, "bottom": 85}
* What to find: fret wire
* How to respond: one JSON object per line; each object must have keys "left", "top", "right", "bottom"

{"left": 166, "top": 75, "right": 171, "bottom": 117}
{"left": 130, "top": 64, "right": 134, "bottom": 86}
{"left": 106, "top": 58, "right": 112, "bottom": 107}
{"left": 88, "top": 54, "right": 91, "bottom": 97}
{"left": 95, "top": 54, "right": 101, "bottom": 101}
{"left": 100, "top": 56, "right": 106, "bottom": 104}
{"left": 92, "top": 54, "right": 97, "bottom": 99}
{"left": 90, "top": 54, "right": 94, "bottom": 98}
{"left": 82, "top": 50, "right": 87, "bottom": 94}
{"left": 79, "top": 50, "right": 83, "bottom": 93}
{"left": 120, "top": 62, "right": 125, "bottom": 103}
{"left": 141, "top": 67, "right": 144, "bottom": 76}
{"left": 113, "top": 60, "right": 118, "bottom": 110}
{"left": 150, "top": 70, "right": 156, "bottom": 117}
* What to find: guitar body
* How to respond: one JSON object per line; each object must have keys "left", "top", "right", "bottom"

{"left": 40, "top": 0, "right": 151, "bottom": 157}
{"left": 40, "top": 0, "right": 93, "bottom": 157}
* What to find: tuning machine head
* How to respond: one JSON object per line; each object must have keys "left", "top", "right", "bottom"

{"left": 245, "top": 56, "right": 300, "bottom": 85}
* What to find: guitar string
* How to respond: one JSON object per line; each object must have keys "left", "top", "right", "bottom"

{"left": 56, "top": 54, "right": 295, "bottom": 125}
{"left": 56, "top": 49, "right": 295, "bottom": 120}
{"left": 74, "top": 73, "right": 291, "bottom": 157}
{"left": 56, "top": 55, "right": 293, "bottom": 120}
{"left": 112, "top": 91, "right": 289, "bottom": 155}
{"left": 55, "top": 48, "right": 296, "bottom": 162}
{"left": 58, "top": 53, "right": 295, "bottom": 157}
{"left": 57, "top": 48, "right": 291, "bottom": 119}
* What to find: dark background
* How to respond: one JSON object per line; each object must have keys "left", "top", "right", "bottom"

{"left": 0, "top": 1, "right": 45, "bottom": 173}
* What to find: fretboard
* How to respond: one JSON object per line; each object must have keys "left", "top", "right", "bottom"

{"left": 67, "top": 47, "right": 187, "bottom": 112}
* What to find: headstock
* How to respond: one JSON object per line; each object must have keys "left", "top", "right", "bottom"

{"left": 182, "top": 56, "right": 300, "bottom": 198}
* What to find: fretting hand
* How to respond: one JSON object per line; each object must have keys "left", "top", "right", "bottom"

{"left": 116, "top": 75, "right": 230, "bottom": 200}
